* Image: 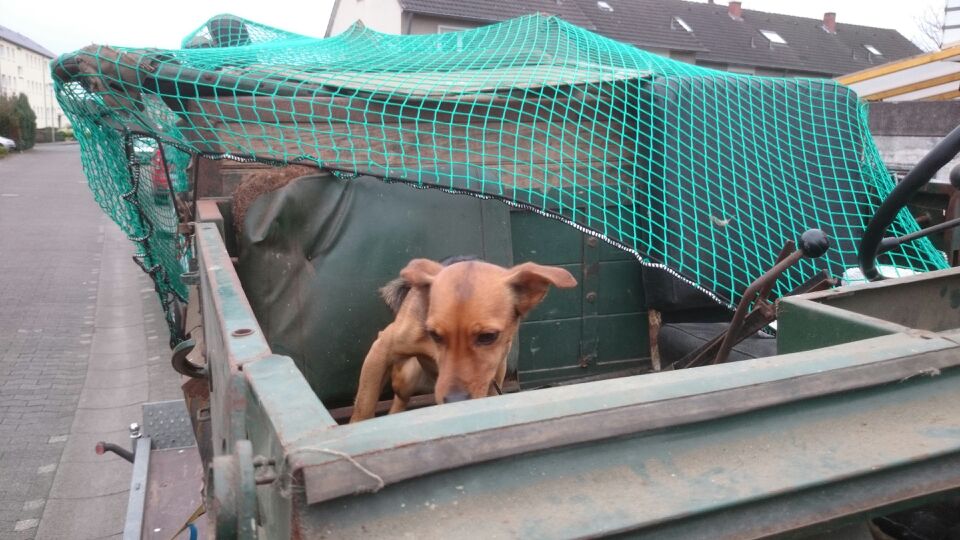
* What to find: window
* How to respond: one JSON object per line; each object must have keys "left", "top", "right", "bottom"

{"left": 760, "top": 30, "right": 787, "bottom": 45}
{"left": 864, "top": 44, "right": 882, "bottom": 56}
{"left": 672, "top": 17, "right": 692, "bottom": 32}
{"left": 437, "top": 26, "right": 467, "bottom": 51}
{"left": 597, "top": 1, "right": 613, "bottom": 12}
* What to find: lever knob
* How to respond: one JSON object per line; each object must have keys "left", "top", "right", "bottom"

{"left": 950, "top": 164, "right": 960, "bottom": 190}
{"left": 799, "top": 229, "right": 830, "bottom": 258}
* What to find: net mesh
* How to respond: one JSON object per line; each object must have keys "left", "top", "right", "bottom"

{"left": 52, "top": 14, "right": 947, "bottom": 344}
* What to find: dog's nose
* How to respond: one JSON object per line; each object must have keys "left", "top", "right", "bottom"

{"left": 442, "top": 390, "right": 470, "bottom": 404}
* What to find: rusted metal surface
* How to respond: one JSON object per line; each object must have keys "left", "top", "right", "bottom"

{"left": 242, "top": 355, "right": 335, "bottom": 444}
{"left": 210, "top": 441, "right": 258, "bottom": 539}
{"left": 189, "top": 193, "right": 960, "bottom": 537}
{"left": 171, "top": 338, "right": 205, "bottom": 378}
{"left": 670, "top": 234, "right": 833, "bottom": 369}
{"left": 777, "top": 298, "right": 910, "bottom": 354}
{"left": 142, "top": 447, "right": 207, "bottom": 540}
{"left": 292, "top": 368, "right": 960, "bottom": 538}
{"left": 327, "top": 394, "right": 438, "bottom": 424}
{"left": 713, "top": 231, "right": 828, "bottom": 365}
{"left": 197, "top": 219, "right": 272, "bottom": 460}
{"left": 196, "top": 223, "right": 269, "bottom": 364}
{"left": 195, "top": 215, "right": 276, "bottom": 536}
{"left": 807, "top": 266, "right": 960, "bottom": 332}
{"left": 194, "top": 209, "right": 338, "bottom": 538}
{"left": 674, "top": 269, "right": 835, "bottom": 369}
{"left": 182, "top": 378, "right": 213, "bottom": 467}
{"left": 291, "top": 330, "right": 960, "bottom": 505}
{"left": 712, "top": 243, "right": 802, "bottom": 364}
{"left": 780, "top": 266, "right": 960, "bottom": 354}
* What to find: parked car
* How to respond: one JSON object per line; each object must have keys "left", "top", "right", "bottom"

{"left": 0, "top": 136, "right": 16, "bottom": 151}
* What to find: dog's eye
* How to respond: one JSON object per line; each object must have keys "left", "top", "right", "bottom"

{"left": 476, "top": 331, "right": 500, "bottom": 346}
{"left": 427, "top": 330, "right": 444, "bottom": 344}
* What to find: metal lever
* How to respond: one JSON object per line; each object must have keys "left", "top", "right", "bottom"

{"left": 878, "top": 164, "right": 960, "bottom": 254}
{"left": 94, "top": 422, "right": 143, "bottom": 464}
{"left": 95, "top": 442, "right": 134, "bottom": 463}
{"left": 712, "top": 229, "right": 830, "bottom": 365}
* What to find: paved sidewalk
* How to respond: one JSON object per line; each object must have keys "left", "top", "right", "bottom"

{"left": 0, "top": 144, "right": 181, "bottom": 539}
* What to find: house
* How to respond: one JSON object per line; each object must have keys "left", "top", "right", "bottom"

{"left": 324, "top": 0, "right": 922, "bottom": 78}
{"left": 837, "top": 0, "right": 960, "bottom": 102}
{"left": 0, "top": 25, "right": 65, "bottom": 129}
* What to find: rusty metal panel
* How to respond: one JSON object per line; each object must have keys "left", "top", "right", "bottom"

{"left": 294, "top": 366, "right": 960, "bottom": 539}
{"left": 241, "top": 355, "right": 335, "bottom": 540}
{"left": 805, "top": 267, "right": 960, "bottom": 332}
{"left": 141, "top": 447, "right": 207, "bottom": 540}
{"left": 197, "top": 222, "right": 271, "bottom": 459}
{"left": 777, "top": 298, "right": 906, "bottom": 354}
{"left": 190, "top": 182, "right": 960, "bottom": 537}
{"left": 292, "top": 330, "right": 960, "bottom": 505}
{"left": 779, "top": 266, "right": 960, "bottom": 354}
{"left": 244, "top": 354, "right": 335, "bottom": 446}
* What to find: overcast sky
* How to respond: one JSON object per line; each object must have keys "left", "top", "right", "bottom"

{"left": 0, "top": 0, "right": 948, "bottom": 56}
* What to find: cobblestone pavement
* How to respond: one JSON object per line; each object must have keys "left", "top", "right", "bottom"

{"left": 0, "top": 144, "right": 181, "bottom": 539}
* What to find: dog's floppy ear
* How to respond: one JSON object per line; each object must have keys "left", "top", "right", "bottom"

{"left": 400, "top": 258, "right": 443, "bottom": 287}
{"left": 505, "top": 262, "right": 577, "bottom": 316}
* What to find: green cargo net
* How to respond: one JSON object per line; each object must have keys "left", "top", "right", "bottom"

{"left": 52, "top": 14, "right": 947, "bottom": 345}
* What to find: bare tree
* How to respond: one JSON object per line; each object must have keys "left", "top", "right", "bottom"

{"left": 914, "top": 4, "right": 945, "bottom": 51}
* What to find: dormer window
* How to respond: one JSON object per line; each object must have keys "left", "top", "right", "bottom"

{"left": 760, "top": 30, "right": 787, "bottom": 45}
{"left": 864, "top": 44, "right": 882, "bottom": 56}
{"left": 597, "top": 1, "right": 613, "bottom": 12}
{"left": 672, "top": 17, "right": 693, "bottom": 32}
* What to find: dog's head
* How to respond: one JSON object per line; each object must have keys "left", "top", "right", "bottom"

{"left": 401, "top": 258, "right": 577, "bottom": 404}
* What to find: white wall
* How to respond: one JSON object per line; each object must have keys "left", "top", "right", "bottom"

{"left": 874, "top": 135, "right": 960, "bottom": 182}
{"left": 328, "top": 0, "right": 404, "bottom": 36}
{"left": 0, "top": 39, "right": 65, "bottom": 129}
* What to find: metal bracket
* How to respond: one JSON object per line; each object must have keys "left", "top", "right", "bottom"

{"left": 210, "top": 440, "right": 259, "bottom": 540}
{"left": 171, "top": 338, "right": 206, "bottom": 379}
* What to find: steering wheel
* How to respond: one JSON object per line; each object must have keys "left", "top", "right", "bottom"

{"left": 858, "top": 124, "right": 960, "bottom": 281}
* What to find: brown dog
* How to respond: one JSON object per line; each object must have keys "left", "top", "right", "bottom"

{"left": 349, "top": 257, "right": 577, "bottom": 422}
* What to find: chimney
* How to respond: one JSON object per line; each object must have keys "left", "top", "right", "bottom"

{"left": 728, "top": 1, "right": 742, "bottom": 21}
{"left": 822, "top": 12, "right": 836, "bottom": 34}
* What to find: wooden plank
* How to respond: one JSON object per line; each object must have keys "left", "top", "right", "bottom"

{"left": 836, "top": 43, "right": 960, "bottom": 86}
{"left": 924, "top": 88, "right": 960, "bottom": 101}
{"left": 862, "top": 70, "right": 960, "bottom": 101}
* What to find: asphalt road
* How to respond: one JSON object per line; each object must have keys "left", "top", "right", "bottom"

{"left": 0, "top": 143, "right": 181, "bottom": 539}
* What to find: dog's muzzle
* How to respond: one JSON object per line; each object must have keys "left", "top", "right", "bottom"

{"left": 442, "top": 390, "right": 471, "bottom": 403}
